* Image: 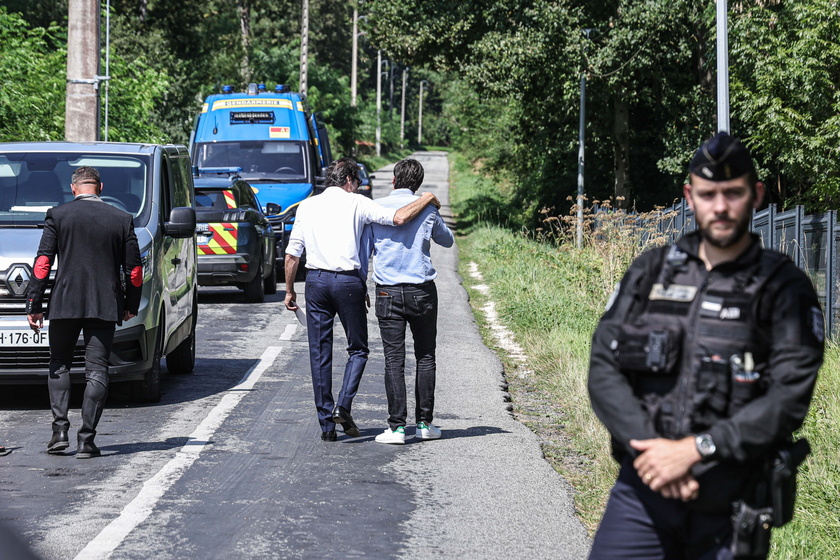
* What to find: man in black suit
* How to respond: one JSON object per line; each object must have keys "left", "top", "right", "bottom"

{"left": 26, "top": 166, "right": 142, "bottom": 459}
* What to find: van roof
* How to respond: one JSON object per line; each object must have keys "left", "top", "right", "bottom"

{"left": 0, "top": 142, "right": 184, "bottom": 155}
{"left": 194, "top": 91, "right": 311, "bottom": 143}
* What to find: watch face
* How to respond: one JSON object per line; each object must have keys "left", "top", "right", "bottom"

{"left": 697, "top": 434, "right": 715, "bottom": 457}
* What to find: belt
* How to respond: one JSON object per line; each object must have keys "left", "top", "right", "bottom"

{"left": 311, "top": 268, "right": 359, "bottom": 277}
{"left": 376, "top": 280, "right": 434, "bottom": 288}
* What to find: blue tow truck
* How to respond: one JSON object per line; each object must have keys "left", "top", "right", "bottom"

{"left": 189, "top": 83, "right": 332, "bottom": 277}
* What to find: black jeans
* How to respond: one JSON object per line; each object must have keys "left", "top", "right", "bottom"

{"left": 375, "top": 282, "right": 438, "bottom": 430}
{"left": 48, "top": 318, "right": 115, "bottom": 442}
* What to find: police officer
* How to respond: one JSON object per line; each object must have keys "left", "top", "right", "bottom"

{"left": 26, "top": 166, "right": 142, "bottom": 459}
{"left": 587, "top": 132, "right": 824, "bottom": 559}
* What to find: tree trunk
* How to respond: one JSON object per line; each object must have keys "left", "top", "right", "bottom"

{"left": 614, "top": 92, "right": 630, "bottom": 207}
{"left": 238, "top": 0, "right": 252, "bottom": 86}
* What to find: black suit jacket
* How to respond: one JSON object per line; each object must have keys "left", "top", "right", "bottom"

{"left": 26, "top": 197, "right": 142, "bottom": 323}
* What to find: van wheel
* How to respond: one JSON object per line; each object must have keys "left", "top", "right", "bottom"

{"left": 167, "top": 298, "right": 197, "bottom": 373}
{"left": 264, "top": 258, "right": 277, "bottom": 295}
{"left": 243, "top": 261, "right": 265, "bottom": 303}
{"left": 131, "top": 321, "right": 163, "bottom": 403}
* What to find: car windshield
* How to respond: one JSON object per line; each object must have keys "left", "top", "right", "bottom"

{"left": 195, "top": 188, "right": 236, "bottom": 210}
{"left": 0, "top": 152, "right": 150, "bottom": 226}
{"left": 194, "top": 141, "right": 308, "bottom": 182}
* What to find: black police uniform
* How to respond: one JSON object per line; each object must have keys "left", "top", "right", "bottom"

{"left": 587, "top": 231, "right": 823, "bottom": 559}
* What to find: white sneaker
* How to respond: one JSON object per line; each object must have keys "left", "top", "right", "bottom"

{"left": 415, "top": 422, "right": 442, "bottom": 440}
{"left": 375, "top": 426, "right": 406, "bottom": 445}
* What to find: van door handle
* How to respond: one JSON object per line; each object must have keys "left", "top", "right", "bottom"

{"left": 171, "top": 258, "right": 182, "bottom": 265}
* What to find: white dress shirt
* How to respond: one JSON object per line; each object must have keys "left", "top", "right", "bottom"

{"left": 286, "top": 186, "right": 396, "bottom": 272}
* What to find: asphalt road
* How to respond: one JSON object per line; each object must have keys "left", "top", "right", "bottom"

{"left": 0, "top": 152, "right": 590, "bottom": 560}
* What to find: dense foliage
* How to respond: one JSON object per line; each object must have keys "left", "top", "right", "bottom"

{"left": 2, "top": 1, "right": 840, "bottom": 216}
{"left": 368, "top": 0, "right": 840, "bottom": 222}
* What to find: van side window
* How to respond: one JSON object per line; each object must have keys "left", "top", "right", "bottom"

{"left": 161, "top": 156, "right": 173, "bottom": 219}
{"left": 172, "top": 156, "right": 193, "bottom": 208}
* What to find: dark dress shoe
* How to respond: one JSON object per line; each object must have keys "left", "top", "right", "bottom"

{"left": 76, "top": 441, "right": 101, "bottom": 459}
{"left": 321, "top": 430, "right": 337, "bottom": 442}
{"left": 47, "top": 431, "right": 69, "bottom": 454}
{"left": 331, "top": 406, "right": 361, "bottom": 437}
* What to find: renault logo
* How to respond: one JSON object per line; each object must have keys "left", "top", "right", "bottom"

{"left": 6, "top": 264, "right": 31, "bottom": 297}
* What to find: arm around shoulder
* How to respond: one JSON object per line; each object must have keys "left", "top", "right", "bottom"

{"left": 393, "top": 192, "right": 440, "bottom": 226}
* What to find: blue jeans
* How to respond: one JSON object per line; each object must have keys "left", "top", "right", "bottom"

{"left": 304, "top": 270, "right": 369, "bottom": 432}
{"left": 375, "top": 282, "right": 438, "bottom": 430}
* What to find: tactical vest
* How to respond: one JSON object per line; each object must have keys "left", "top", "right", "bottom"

{"left": 614, "top": 244, "right": 789, "bottom": 439}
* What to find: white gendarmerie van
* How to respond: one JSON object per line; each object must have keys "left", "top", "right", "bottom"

{"left": 0, "top": 142, "right": 198, "bottom": 402}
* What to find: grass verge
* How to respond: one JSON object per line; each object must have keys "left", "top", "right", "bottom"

{"left": 449, "top": 152, "right": 840, "bottom": 558}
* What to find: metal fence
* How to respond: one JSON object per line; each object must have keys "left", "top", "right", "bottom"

{"left": 647, "top": 200, "right": 838, "bottom": 339}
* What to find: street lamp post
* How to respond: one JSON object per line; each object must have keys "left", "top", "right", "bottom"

{"left": 418, "top": 80, "right": 429, "bottom": 145}
{"left": 716, "top": 0, "right": 730, "bottom": 132}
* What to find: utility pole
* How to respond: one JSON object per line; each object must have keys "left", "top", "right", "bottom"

{"left": 300, "top": 0, "right": 309, "bottom": 95}
{"left": 351, "top": 6, "right": 358, "bottom": 107}
{"left": 65, "top": 0, "right": 101, "bottom": 141}
{"left": 576, "top": 28, "right": 595, "bottom": 250}
{"left": 388, "top": 63, "right": 395, "bottom": 118}
{"left": 376, "top": 50, "right": 382, "bottom": 156}
{"left": 400, "top": 68, "right": 408, "bottom": 149}
{"left": 418, "top": 80, "right": 428, "bottom": 145}
{"left": 716, "top": 0, "right": 730, "bottom": 132}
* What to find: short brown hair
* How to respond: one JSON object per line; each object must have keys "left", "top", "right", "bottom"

{"left": 393, "top": 158, "right": 424, "bottom": 192}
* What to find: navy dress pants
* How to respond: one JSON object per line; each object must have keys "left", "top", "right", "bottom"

{"left": 589, "top": 459, "right": 742, "bottom": 560}
{"left": 304, "top": 270, "right": 369, "bottom": 432}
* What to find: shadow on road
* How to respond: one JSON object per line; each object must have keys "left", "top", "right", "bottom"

{"left": 0, "top": 357, "right": 259, "bottom": 411}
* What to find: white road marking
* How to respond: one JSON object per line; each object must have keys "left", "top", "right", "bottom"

{"left": 73, "top": 345, "right": 284, "bottom": 560}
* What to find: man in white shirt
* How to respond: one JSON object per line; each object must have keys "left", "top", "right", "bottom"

{"left": 284, "top": 158, "right": 440, "bottom": 442}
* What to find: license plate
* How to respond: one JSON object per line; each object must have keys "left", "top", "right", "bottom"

{"left": 0, "top": 329, "right": 49, "bottom": 347}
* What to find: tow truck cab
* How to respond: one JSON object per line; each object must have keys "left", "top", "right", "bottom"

{"left": 189, "top": 83, "right": 332, "bottom": 275}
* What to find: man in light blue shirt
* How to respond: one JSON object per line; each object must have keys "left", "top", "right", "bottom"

{"left": 365, "top": 158, "right": 454, "bottom": 444}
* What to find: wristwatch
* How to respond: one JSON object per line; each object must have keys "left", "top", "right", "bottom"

{"left": 695, "top": 433, "right": 716, "bottom": 460}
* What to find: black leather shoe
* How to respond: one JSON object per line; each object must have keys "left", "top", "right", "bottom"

{"left": 47, "top": 431, "right": 69, "bottom": 454}
{"left": 321, "top": 430, "right": 337, "bottom": 442}
{"left": 332, "top": 406, "right": 361, "bottom": 437}
{"left": 76, "top": 441, "right": 101, "bottom": 459}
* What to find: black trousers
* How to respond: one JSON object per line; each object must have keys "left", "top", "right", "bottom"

{"left": 48, "top": 318, "right": 115, "bottom": 444}
{"left": 375, "top": 282, "right": 438, "bottom": 430}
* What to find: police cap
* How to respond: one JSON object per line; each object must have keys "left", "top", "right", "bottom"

{"left": 689, "top": 131, "right": 756, "bottom": 182}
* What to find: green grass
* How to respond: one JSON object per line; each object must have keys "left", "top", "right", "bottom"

{"left": 449, "top": 152, "right": 840, "bottom": 558}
